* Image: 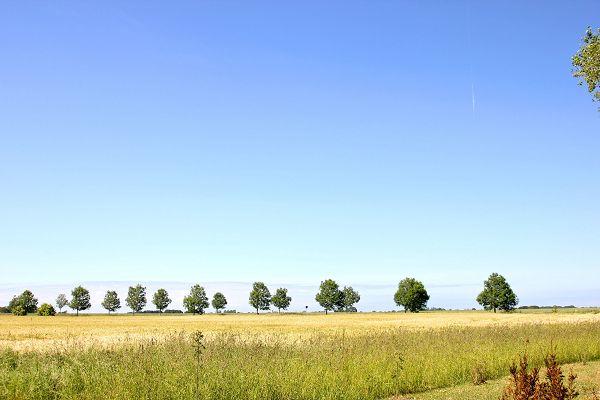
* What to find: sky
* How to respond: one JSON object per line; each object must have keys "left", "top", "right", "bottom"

{"left": 1, "top": 1, "right": 599, "bottom": 312}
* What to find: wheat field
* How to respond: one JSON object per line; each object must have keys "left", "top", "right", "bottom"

{"left": 2, "top": 310, "right": 600, "bottom": 351}
{"left": 1, "top": 310, "right": 600, "bottom": 399}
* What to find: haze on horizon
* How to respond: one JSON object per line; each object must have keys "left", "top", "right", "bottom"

{"left": 1, "top": 1, "right": 599, "bottom": 310}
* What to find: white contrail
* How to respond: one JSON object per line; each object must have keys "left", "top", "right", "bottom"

{"left": 471, "top": 83, "right": 476, "bottom": 113}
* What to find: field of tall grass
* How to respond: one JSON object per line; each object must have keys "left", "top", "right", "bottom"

{"left": 1, "top": 311, "right": 600, "bottom": 399}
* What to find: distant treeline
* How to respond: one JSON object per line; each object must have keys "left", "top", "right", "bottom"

{"left": 2, "top": 273, "right": 526, "bottom": 316}
{"left": 518, "top": 305, "right": 577, "bottom": 309}
{"left": 134, "top": 309, "right": 238, "bottom": 314}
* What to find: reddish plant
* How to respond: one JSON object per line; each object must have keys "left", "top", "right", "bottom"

{"left": 501, "top": 353, "right": 578, "bottom": 400}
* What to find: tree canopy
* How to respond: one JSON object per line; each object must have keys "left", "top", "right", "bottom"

{"left": 126, "top": 284, "right": 147, "bottom": 314}
{"left": 476, "top": 273, "right": 518, "bottom": 312}
{"left": 55, "top": 294, "right": 68, "bottom": 312}
{"left": 183, "top": 284, "right": 209, "bottom": 314}
{"left": 69, "top": 286, "right": 91, "bottom": 316}
{"left": 315, "top": 279, "right": 342, "bottom": 314}
{"left": 394, "top": 278, "right": 430, "bottom": 313}
{"left": 573, "top": 27, "right": 600, "bottom": 107}
{"left": 152, "top": 288, "right": 172, "bottom": 313}
{"left": 271, "top": 288, "right": 292, "bottom": 313}
{"left": 211, "top": 292, "right": 227, "bottom": 313}
{"left": 315, "top": 280, "right": 360, "bottom": 313}
{"left": 9, "top": 290, "right": 38, "bottom": 315}
{"left": 249, "top": 282, "right": 271, "bottom": 314}
{"left": 101, "top": 290, "right": 121, "bottom": 314}
{"left": 340, "top": 286, "right": 360, "bottom": 312}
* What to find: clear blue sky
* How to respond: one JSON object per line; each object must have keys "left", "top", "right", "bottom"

{"left": 1, "top": 1, "right": 599, "bottom": 309}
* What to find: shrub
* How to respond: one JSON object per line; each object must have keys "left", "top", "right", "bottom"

{"left": 501, "top": 352, "right": 578, "bottom": 399}
{"left": 37, "top": 303, "right": 56, "bottom": 316}
{"left": 0, "top": 306, "right": 10, "bottom": 314}
{"left": 11, "top": 306, "right": 26, "bottom": 316}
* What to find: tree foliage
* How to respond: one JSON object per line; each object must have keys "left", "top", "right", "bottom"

{"left": 70, "top": 286, "right": 92, "bottom": 316}
{"left": 183, "top": 284, "right": 209, "bottom": 314}
{"left": 211, "top": 292, "right": 227, "bottom": 313}
{"left": 37, "top": 303, "right": 56, "bottom": 316}
{"left": 315, "top": 279, "right": 342, "bottom": 314}
{"left": 340, "top": 286, "right": 360, "bottom": 312}
{"left": 249, "top": 282, "right": 271, "bottom": 314}
{"left": 126, "top": 284, "right": 147, "bottom": 314}
{"left": 476, "top": 273, "right": 518, "bottom": 312}
{"left": 315, "top": 280, "right": 360, "bottom": 313}
{"left": 101, "top": 290, "right": 121, "bottom": 314}
{"left": 394, "top": 278, "right": 430, "bottom": 313}
{"left": 271, "top": 288, "right": 292, "bottom": 313}
{"left": 9, "top": 290, "right": 38, "bottom": 315}
{"left": 573, "top": 27, "right": 600, "bottom": 107}
{"left": 56, "top": 294, "right": 68, "bottom": 313}
{"left": 152, "top": 288, "right": 172, "bottom": 313}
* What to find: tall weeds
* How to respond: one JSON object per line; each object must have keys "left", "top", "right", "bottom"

{"left": 500, "top": 352, "right": 578, "bottom": 400}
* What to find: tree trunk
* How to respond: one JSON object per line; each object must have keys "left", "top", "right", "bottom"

{"left": 256, "top": 307, "right": 259, "bottom": 315}
{"left": 325, "top": 309, "right": 328, "bottom": 315}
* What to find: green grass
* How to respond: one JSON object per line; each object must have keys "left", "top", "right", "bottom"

{"left": 2, "top": 322, "right": 600, "bottom": 399}
{"left": 401, "top": 359, "right": 600, "bottom": 400}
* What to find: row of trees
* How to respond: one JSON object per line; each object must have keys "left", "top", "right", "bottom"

{"left": 314, "top": 279, "right": 360, "bottom": 314}
{"left": 4, "top": 284, "right": 229, "bottom": 316}
{"left": 3, "top": 273, "right": 518, "bottom": 316}
{"left": 99, "top": 284, "right": 231, "bottom": 315}
{"left": 248, "top": 282, "right": 292, "bottom": 314}
{"left": 313, "top": 273, "right": 517, "bottom": 314}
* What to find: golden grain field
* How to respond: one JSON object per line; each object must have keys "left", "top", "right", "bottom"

{"left": 2, "top": 310, "right": 600, "bottom": 351}
{"left": 2, "top": 310, "right": 600, "bottom": 399}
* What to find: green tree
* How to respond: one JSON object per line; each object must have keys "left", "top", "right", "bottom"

{"left": 211, "top": 292, "right": 227, "bottom": 313}
{"left": 249, "top": 282, "right": 271, "bottom": 314}
{"left": 476, "top": 273, "right": 518, "bottom": 313}
{"left": 271, "top": 288, "right": 292, "bottom": 313}
{"left": 56, "top": 294, "right": 68, "bottom": 313}
{"left": 152, "top": 288, "right": 172, "bottom": 313}
{"left": 9, "top": 290, "right": 38, "bottom": 315}
{"left": 70, "top": 286, "right": 92, "bottom": 316}
{"left": 340, "top": 286, "right": 360, "bottom": 312}
{"left": 183, "top": 284, "right": 209, "bottom": 314}
{"left": 315, "top": 279, "right": 342, "bottom": 315}
{"left": 394, "top": 278, "right": 430, "bottom": 313}
{"left": 101, "top": 290, "right": 121, "bottom": 314}
{"left": 573, "top": 27, "right": 600, "bottom": 107}
{"left": 37, "top": 303, "right": 56, "bottom": 316}
{"left": 126, "top": 284, "right": 147, "bottom": 314}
